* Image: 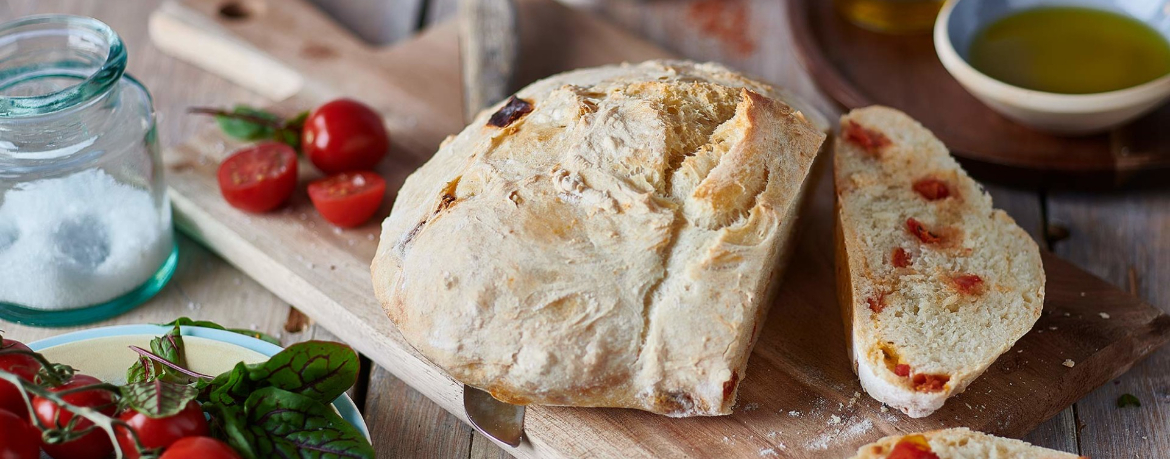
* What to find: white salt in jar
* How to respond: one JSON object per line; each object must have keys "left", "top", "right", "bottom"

{"left": 0, "top": 15, "right": 176, "bottom": 326}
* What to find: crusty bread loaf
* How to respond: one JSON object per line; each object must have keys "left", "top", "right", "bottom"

{"left": 833, "top": 106, "right": 1044, "bottom": 418}
{"left": 850, "top": 428, "right": 1083, "bottom": 459}
{"left": 371, "top": 60, "right": 827, "bottom": 416}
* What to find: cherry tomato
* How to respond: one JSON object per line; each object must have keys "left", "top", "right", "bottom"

{"left": 217, "top": 142, "right": 298, "bottom": 213}
{"left": 302, "top": 99, "right": 389, "bottom": 174}
{"left": 115, "top": 401, "right": 210, "bottom": 459}
{"left": 0, "top": 409, "right": 40, "bottom": 459}
{"left": 159, "top": 437, "right": 242, "bottom": 459}
{"left": 307, "top": 171, "right": 386, "bottom": 228}
{"left": 34, "top": 374, "right": 117, "bottom": 459}
{"left": 0, "top": 338, "right": 39, "bottom": 417}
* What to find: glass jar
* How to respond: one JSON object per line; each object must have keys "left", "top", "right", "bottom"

{"left": 834, "top": 0, "right": 945, "bottom": 34}
{"left": 0, "top": 15, "right": 176, "bottom": 326}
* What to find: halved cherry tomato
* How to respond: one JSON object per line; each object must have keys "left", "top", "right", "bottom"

{"left": 217, "top": 142, "right": 298, "bottom": 213}
{"left": 302, "top": 99, "right": 390, "bottom": 174}
{"left": 115, "top": 401, "right": 210, "bottom": 459}
{"left": 0, "top": 338, "right": 39, "bottom": 417}
{"left": 0, "top": 409, "right": 39, "bottom": 459}
{"left": 307, "top": 171, "right": 386, "bottom": 228}
{"left": 34, "top": 374, "right": 118, "bottom": 459}
{"left": 159, "top": 437, "right": 242, "bottom": 459}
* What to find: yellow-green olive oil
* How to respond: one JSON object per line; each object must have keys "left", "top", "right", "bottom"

{"left": 968, "top": 7, "right": 1170, "bottom": 94}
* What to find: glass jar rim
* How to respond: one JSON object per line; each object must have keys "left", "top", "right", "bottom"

{"left": 0, "top": 15, "right": 126, "bottom": 118}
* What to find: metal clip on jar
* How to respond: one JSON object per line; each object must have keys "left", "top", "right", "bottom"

{"left": 0, "top": 15, "right": 176, "bottom": 326}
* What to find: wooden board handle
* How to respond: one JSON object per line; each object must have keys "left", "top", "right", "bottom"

{"left": 149, "top": 0, "right": 304, "bottom": 100}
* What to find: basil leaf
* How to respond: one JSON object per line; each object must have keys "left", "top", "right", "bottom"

{"left": 248, "top": 341, "right": 359, "bottom": 403}
{"left": 244, "top": 387, "right": 373, "bottom": 459}
{"left": 127, "top": 325, "right": 187, "bottom": 384}
{"left": 216, "top": 106, "right": 280, "bottom": 141}
{"left": 121, "top": 380, "right": 199, "bottom": 419}
{"left": 1118, "top": 393, "right": 1141, "bottom": 408}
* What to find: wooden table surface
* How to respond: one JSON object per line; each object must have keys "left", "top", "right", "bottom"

{"left": 2, "top": 1, "right": 1166, "bottom": 458}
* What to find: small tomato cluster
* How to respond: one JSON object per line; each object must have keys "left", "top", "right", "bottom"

{"left": 201, "top": 99, "right": 390, "bottom": 228}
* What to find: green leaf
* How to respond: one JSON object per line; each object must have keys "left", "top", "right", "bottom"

{"left": 162, "top": 317, "right": 281, "bottom": 346}
{"left": 127, "top": 325, "right": 188, "bottom": 384}
{"left": 205, "top": 362, "right": 257, "bottom": 408}
{"left": 1118, "top": 393, "right": 1141, "bottom": 408}
{"left": 248, "top": 341, "right": 359, "bottom": 403}
{"left": 216, "top": 106, "right": 280, "bottom": 141}
{"left": 244, "top": 387, "right": 373, "bottom": 459}
{"left": 121, "top": 380, "right": 200, "bottom": 419}
{"left": 204, "top": 403, "right": 260, "bottom": 459}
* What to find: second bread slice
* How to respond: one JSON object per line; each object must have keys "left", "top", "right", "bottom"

{"left": 833, "top": 106, "right": 1044, "bottom": 418}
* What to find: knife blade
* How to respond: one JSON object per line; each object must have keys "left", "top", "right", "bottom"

{"left": 457, "top": 0, "right": 527, "bottom": 448}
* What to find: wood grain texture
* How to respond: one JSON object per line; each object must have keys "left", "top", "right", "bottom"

{"left": 786, "top": 0, "right": 1170, "bottom": 189}
{"left": 1047, "top": 190, "right": 1170, "bottom": 459}
{"left": 149, "top": 0, "right": 1170, "bottom": 457}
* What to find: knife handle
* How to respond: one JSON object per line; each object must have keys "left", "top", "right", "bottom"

{"left": 459, "top": 0, "right": 519, "bottom": 121}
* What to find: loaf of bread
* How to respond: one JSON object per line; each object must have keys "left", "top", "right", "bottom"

{"left": 834, "top": 106, "right": 1044, "bottom": 418}
{"left": 850, "top": 428, "right": 1083, "bottom": 459}
{"left": 371, "top": 60, "right": 826, "bottom": 416}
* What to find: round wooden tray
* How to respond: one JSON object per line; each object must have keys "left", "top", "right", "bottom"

{"left": 787, "top": 0, "right": 1170, "bottom": 189}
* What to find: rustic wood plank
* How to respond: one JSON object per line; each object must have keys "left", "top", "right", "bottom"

{"left": 1047, "top": 190, "right": 1170, "bottom": 458}
{"left": 364, "top": 366, "right": 475, "bottom": 458}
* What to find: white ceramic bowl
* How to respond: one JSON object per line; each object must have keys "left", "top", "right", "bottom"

{"left": 934, "top": 0, "right": 1170, "bottom": 134}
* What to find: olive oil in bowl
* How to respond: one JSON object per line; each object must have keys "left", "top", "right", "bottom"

{"left": 968, "top": 7, "right": 1170, "bottom": 94}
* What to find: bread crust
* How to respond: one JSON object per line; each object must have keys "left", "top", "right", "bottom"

{"left": 833, "top": 106, "right": 1044, "bottom": 418}
{"left": 371, "top": 60, "right": 826, "bottom": 416}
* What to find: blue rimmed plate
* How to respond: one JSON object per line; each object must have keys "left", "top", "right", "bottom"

{"left": 27, "top": 324, "right": 370, "bottom": 440}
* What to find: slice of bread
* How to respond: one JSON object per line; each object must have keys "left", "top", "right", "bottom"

{"left": 833, "top": 106, "right": 1044, "bottom": 418}
{"left": 850, "top": 428, "right": 1084, "bottom": 459}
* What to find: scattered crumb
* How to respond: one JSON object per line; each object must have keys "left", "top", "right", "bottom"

{"left": 1049, "top": 326, "right": 1058, "bottom": 331}
{"left": 759, "top": 447, "right": 778, "bottom": 457}
{"left": 332, "top": 227, "right": 343, "bottom": 235}
{"left": 249, "top": 323, "right": 259, "bottom": 331}
{"left": 1080, "top": 292, "right": 1086, "bottom": 297}
{"left": 1100, "top": 312, "right": 1111, "bottom": 319}
{"left": 804, "top": 418, "right": 873, "bottom": 451}
{"left": 847, "top": 392, "right": 860, "bottom": 409}
{"left": 1064, "top": 312, "right": 1071, "bottom": 317}
{"left": 880, "top": 405, "right": 888, "bottom": 413}
{"left": 788, "top": 410, "right": 802, "bottom": 417}
{"left": 743, "top": 402, "right": 760, "bottom": 412}
{"left": 828, "top": 415, "right": 842, "bottom": 425}
{"left": 1018, "top": 349, "right": 1024, "bottom": 353}
{"left": 766, "top": 431, "right": 778, "bottom": 439}
{"left": 1063, "top": 359, "right": 1076, "bottom": 368}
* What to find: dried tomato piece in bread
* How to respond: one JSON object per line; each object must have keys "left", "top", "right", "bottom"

{"left": 850, "top": 428, "right": 1083, "bottom": 459}
{"left": 833, "top": 106, "right": 1044, "bottom": 418}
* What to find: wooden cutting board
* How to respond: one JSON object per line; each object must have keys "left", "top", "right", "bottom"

{"left": 149, "top": 0, "right": 1170, "bottom": 457}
